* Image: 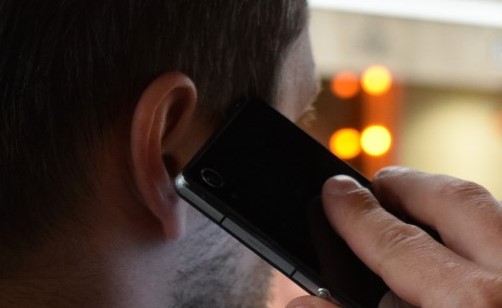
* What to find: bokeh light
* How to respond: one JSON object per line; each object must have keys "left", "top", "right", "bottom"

{"left": 329, "top": 128, "right": 361, "bottom": 159}
{"left": 330, "top": 71, "right": 360, "bottom": 99}
{"left": 361, "top": 65, "right": 392, "bottom": 96}
{"left": 361, "top": 125, "right": 392, "bottom": 156}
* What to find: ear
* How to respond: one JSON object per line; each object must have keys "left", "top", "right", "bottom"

{"left": 130, "top": 72, "right": 199, "bottom": 240}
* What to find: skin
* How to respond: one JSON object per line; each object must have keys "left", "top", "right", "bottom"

{"left": 287, "top": 168, "right": 502, "bottom": 307}
{"left": 0, "top": 22, "right": 318, "bottom": 308}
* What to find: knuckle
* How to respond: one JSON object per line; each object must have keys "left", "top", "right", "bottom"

{"left": 437, "top": 179, "right": 501, "bottom": 222}
{"left": 425, "top": 273, "right": 502, "bottom": 307}
{"left": 375, "top": 223, "right": 427, "bottom": 264}
{"left": 438, "top": 179, "right": 490, "bottom": 202}
{"left": 458, "top": 274, "right": 502, "bottom": 307}
{"left": 472, "top": 274, "right": 502, "bottom": 307}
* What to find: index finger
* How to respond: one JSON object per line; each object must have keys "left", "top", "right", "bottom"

{"left": 322, "top": 175, "right": 482, "bottom": 306}
{"left": 372, "top": 167, "right": 502, "bottom": 272}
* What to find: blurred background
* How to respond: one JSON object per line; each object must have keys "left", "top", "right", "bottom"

{"left": 307, "top": 0, "right": 502, "bottom": 198}
{"left": 270, "top": 0, "right": 502, "bottom": 306}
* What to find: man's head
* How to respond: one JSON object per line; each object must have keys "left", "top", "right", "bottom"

{"left": 0, "top": 0, "right": 317, "bottom": 306}
{"left": 0, "top": 0, "right": 307, "bottom": 248}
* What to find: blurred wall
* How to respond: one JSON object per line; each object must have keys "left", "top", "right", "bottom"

{"left": 309, "top": 8, "right": 502, "bottom": 199}
{"left": 401, "top": 87, "right": 502, "bottom": 198}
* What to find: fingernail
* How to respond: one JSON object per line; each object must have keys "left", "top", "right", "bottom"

{"left": 286, "top": 300, "right": 316, "bottom": 308}
{"left": 325, "top": 175, "right": 361, "bottom": 196}
{"left": 375, "top": 166, "right": 405, "bottom": 178}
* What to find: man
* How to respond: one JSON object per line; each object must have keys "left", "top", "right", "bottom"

{"left": 0, "top": 1, "right": 501, "bottom": 308}
{"left": 0, "top": 1, "right": 313, "bottom": 306}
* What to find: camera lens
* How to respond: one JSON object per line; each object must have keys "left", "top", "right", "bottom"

{"left": 200, "top": 168, "right": 224, "bottom": 188}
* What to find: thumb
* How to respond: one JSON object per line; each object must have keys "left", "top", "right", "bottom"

{"left": 286, "top": 295, "right": 340, "bottom": 308}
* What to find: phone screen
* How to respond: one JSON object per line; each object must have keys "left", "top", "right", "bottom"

{"left": 175, "top": 98, "right": 388, "bottom": 307}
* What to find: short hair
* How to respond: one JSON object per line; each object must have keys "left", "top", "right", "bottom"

{"left": 0, "top": 0, "right": 307, "bottom": 252}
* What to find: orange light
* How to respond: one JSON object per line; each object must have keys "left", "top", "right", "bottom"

{"left": 361, "top": 65, "right": 392, "bottom": 96}
{"left": 329, "top": 128, "right": 361, "bottom": 159}
{"left": 361, "top": 125, "right": 392, "bottom": 156}
{"left": 330, "top": 71, "right": 360, "bottom": 99}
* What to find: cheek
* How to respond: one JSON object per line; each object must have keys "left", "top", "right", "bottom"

{"left": 275, "top": 56, "right": 318, "bottom": 121}
{"left": 275, "top": 77, "right": 313, "bottom": 122}
{"left": 278, "top": 93, "right": 315, "bottom": 123}
{"left": 276, "top": 100, "right": 305, "bottom": 122}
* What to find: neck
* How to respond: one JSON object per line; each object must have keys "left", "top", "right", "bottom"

{"left": 0, "top": 200, "right": 158, "bottom": 308}
{"left": 0, "top": 207, "right": 273, "bottom": 308}
{"left": 0, "top": 227, "right": 170, "bottom": 308}
{"left": 0, "top": 146, "right": 273, "bottom": 307}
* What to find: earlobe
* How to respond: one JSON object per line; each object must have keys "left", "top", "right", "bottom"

{"left": 130, "top": 72, "right": 198, "bottom": 240}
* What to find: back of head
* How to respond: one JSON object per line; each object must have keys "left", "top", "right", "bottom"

{"left": 0, "top": 0, "right": 307, "bottom": 260}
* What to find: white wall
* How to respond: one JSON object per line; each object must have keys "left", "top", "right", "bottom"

{"left": 400, "top": 88, "right": 502, "bottom": 198}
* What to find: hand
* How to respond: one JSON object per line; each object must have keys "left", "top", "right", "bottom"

{"left": 287, "top": 167, "right": 502, "bottom": 308}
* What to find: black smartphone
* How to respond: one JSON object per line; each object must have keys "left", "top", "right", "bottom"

{"left": 174, "top": 98, "right": 389, "bottom": 307}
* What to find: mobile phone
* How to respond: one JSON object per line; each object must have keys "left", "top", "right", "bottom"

{"left": 174, "top": 98, "right": 389, "bottom": 307}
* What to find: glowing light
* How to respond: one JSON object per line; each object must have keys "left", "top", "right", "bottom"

{"left": 361, "top": 125, "right": 392, "bottom": 156}
{"left": 361, "top": 65, "right": 392, "bottom": 96}
{"left": 330, "top": 71, "right": 360, "bottom": 99}
{"left": 329, "top": 128, "right": 361, "bottom": 159}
